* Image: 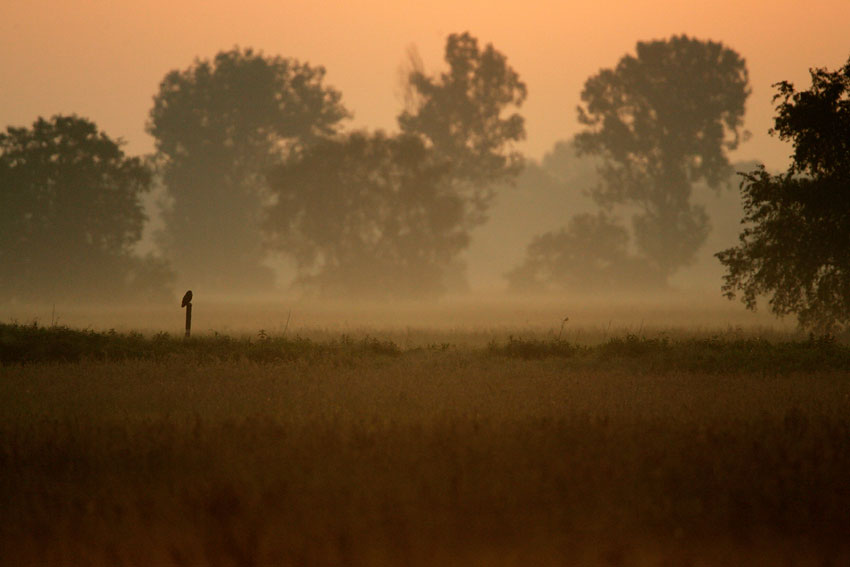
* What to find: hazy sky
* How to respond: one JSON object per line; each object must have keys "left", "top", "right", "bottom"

{"left": 2, "top": 0, "right": 848, "bottom": 169}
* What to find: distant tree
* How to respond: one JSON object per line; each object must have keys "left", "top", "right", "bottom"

{"left": 399, "top": 32, "right": 527, "bottom": 223}
{"left": 576, "top": 35, "right": 750, "bottom": 279}
{"left": 0, "top": 115, "right": 172, "bottom": 302}
{"left": 148, "top": 47, "right": 349, "bottom": 292}
{"left": 717, "top": 57, "right": 850, "bottom": 332}
{"left": 266, "top": 131, "right": 472, "bottom": 297}
{"left": 539, "top": 138, "right": 602, "bottom": 187}
{"left": 467, "top": 138, "right": 606, "bottom": 292}
{"left": 506, "top": 212, "right": 657, "bottom": 292}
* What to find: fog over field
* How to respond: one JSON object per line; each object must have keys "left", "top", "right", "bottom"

{"left": 3, "top": 3, "right": 850, "bottom": 565}
{"left": 2, "top": 1, "right": 849, "bottom": 327}
{"left": 4, "top": 293, "right": 791, "bottom": 343}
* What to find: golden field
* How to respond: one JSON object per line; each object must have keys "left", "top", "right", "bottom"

{"left": 1, "top": 322, "right": 849, "bottom": 566}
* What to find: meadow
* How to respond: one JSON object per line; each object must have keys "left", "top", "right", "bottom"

{"left": 2, "top": 318, "right": 849, "bottom": 566}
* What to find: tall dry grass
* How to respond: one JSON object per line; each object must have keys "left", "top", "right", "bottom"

{"left": 2, "top": 338, "right": 849, "bottom": 565}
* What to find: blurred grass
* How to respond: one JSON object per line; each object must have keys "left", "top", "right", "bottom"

{"left": 488, "top": 332, "right": 850, "bottom": 374}
{"left": 3, "top": 322, "right": 849, "bottom": 374}
{"left": 1, "top": 324, "right": 850, "bottom": 565}
{"left": 0, "top": 322, "right": 401, "bottom": 365}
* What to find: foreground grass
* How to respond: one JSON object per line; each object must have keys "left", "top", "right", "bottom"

{"left": 1, "top": 325, "right": 850, "bottom": 565}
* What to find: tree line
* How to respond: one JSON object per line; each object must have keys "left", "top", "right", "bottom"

{"left": 2, "top": 33, "right": 849, "bottom": 331}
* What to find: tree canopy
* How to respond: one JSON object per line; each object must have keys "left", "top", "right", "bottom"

{"left": 262, "top": 32, "right": 527, "bottom": 298}
{"left": 148, "top": 47, "right": 349, "bottom": 292}
{"left": 717, "top": 57, "right": 850, "bottom": 331}
{"left": 266, "top": 131, "right": 467, "bottom": 297}
{"left": 0, "top": 115, "right": 172, "bottom": 302}
{"left": 576, "top": 35, "right": 750, "bottom": 279}
{"left": 399, "top": 32, "right": 527, "bottom": 221}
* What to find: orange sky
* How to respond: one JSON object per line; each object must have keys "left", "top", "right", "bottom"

{"left": 1, "top": 0, "right": 848, "bottom": 168}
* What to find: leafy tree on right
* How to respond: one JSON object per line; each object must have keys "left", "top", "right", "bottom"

{"left": 717, "top": 57, "right": 850, "bottom": 332}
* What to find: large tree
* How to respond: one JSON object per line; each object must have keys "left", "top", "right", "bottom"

{"left": 576, "top": 35, "right": 750, "bottom": 279}
{"left": 264, "top": 32, "right": 527, "bottom": 297}
{"left": 0, "top": 115, "right": 172, "bottom": 302}
{"left": 717, "top": 57, "right": 850, "bottom": 332}
{"left": 148, "top": 47, "right": 348, "bottom": 292}
{"left": 266, "top": 131, "right": 468, "bottom": 297}
{"left": 398, "top": 32, "right": 527, "bottom": 223}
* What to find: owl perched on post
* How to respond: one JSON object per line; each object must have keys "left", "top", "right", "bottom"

{"left": 181, "top": 290, "right": 193, "bottom": 307}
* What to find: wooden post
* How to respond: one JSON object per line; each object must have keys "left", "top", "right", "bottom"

{"left": 181, "top": 290, "right": 193, "bottom": 338}
{"left": 185, "top": 302, "right": 192, "bottom": 338}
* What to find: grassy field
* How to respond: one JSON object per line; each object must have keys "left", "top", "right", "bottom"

{"left": 2, "top": 322, "right": 850, "bottom": 566}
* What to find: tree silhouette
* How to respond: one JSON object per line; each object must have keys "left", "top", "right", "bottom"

{"left": 266, "top": 131, "right": 467, "bottom": 297}
{"left": 264, "top": 33, "right": 527, "bottom": 297}
{"left": 148, "top": 47, "right": 348, "bottom": 292}
{"left": 399, "top": 32, "right": 527, "bottom": 224}
{"left": 577, "top": 35, "right": 750, "bottom": 280}
{"left": 0, "top": 115, "right": 172, "bottom": 302}
{"left": 717, "top": 57, "right": 850, "bottom": 331}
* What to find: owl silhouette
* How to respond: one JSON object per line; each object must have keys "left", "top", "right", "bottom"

{"left": 181, "top": 290, "right": 193, "bottom": 307}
